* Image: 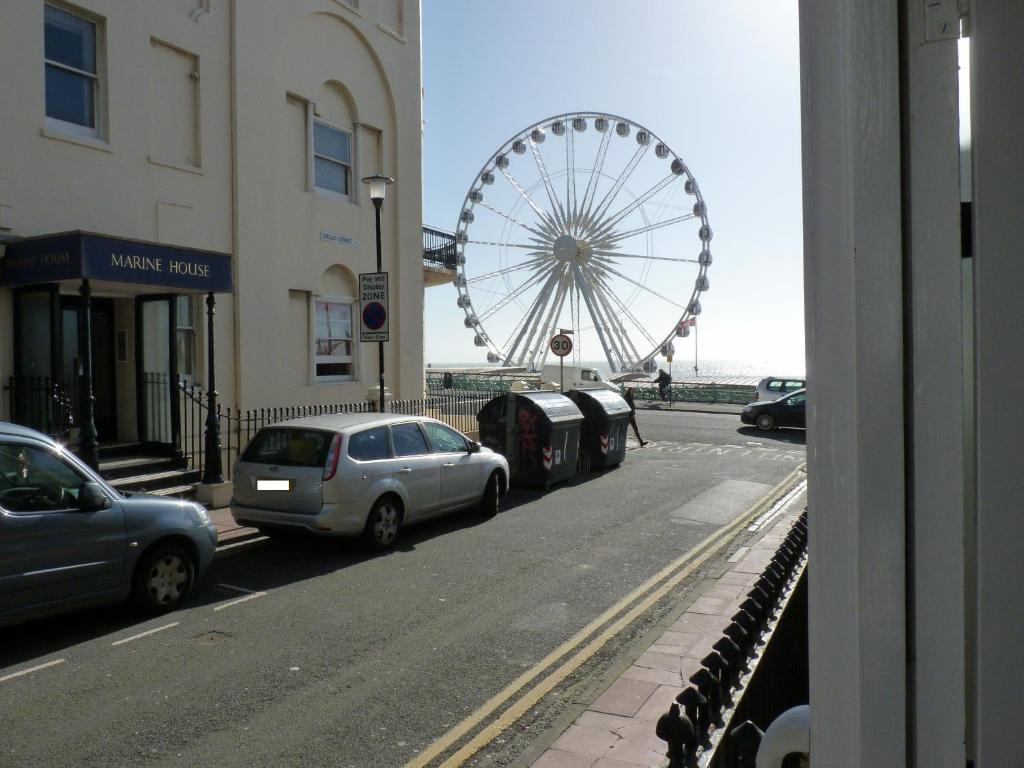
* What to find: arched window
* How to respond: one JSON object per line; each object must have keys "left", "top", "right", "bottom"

{"left": 310, "top": 82, "right": 356, "bottom": 199}
{"left": 311, "top": 266, "right": 357, "bottom": 382}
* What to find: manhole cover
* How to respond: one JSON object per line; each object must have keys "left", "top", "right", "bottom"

{"left": 190, "top": 630, "right": 232, "bottom": 646}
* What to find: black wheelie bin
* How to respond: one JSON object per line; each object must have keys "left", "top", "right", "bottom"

{"left": 566, "top": 388, "right": 631, "bottom": 470}
{"left": 477, "top": 392, "right": 584, "bottom": 488}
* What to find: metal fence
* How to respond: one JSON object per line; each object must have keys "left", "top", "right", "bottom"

{"left": 3, "top": 376, "right": 76, "bottom": 440}
{"left": 177, "top": 378, "right": 506, "bottom": 480}
{"left": 422, "top": 226, "right": 458, "bottom": 270}
{"left": 632, "top": 382, "right": 756, "bottom": 405}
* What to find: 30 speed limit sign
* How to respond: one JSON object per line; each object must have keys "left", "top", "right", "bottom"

{"left": 550, "top": 333, "right": 573, "bottom": 357}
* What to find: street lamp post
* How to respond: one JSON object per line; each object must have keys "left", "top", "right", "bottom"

{"left": 361, "top": 173, "right": 394, "bottom": 414}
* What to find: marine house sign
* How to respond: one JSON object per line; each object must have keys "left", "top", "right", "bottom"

{"left": 0, "top": 231, "right": 232, "bottom": 292}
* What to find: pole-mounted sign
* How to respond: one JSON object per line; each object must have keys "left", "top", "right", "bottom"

{"left": 359, "top": 272, "right": 389, "bottom": 342}
{"left": 550, "top": 332, "right": 573, "bottom": 393}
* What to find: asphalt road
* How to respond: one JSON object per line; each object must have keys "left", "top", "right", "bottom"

{"left": 0, "top": 411, "right": 804, "bottom": 768}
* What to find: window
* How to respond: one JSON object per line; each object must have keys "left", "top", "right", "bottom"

{"left": 313, "top": 297, "right": 355, "bottom": 380}
{"left": 0, "top": 443, "right": 87, "bottom": 513}
{"left": 391, "top": 423, "right": 429, "bottom": 457}
{"left": 176, "top": 296, "right": 195, "bottom": 381}
{"left": 313, "top": 121, "right": 352, "bottom": 196}
{"left": 241, "top": 428, "right": 333, "bottom": 468}
{"left": 44, "top": 4, "right": 99, "bottom": 134}
{"left": 424, "top": 422, "right": 468, "bottom": 454}
{"left": 348, "top": 427, "right": 391, "bottom": 461}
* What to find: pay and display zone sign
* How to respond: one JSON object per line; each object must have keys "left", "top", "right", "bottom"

{"left": 359, "top": 272, "right": 389, "bottom": 342}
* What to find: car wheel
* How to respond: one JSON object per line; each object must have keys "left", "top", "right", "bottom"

{"left": 362, "top": 496, "right": 402, "bottom": 551}
{"left": 477, "top": 471, "right": 501, "bottom": 518}
{"left": 132, "top": 543, "right": 195, "bottom": 615}
{"left": 756, "top": 413, "right": 776, "bottom": 431}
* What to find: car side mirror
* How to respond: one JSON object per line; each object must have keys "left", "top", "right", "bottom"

{"left": 79, "top": 481, "right": 112, "bottom": 512}
{"left": 468, "top": 441, "right": 481, "bottom": 454}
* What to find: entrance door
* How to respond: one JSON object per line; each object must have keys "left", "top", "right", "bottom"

{"left": 59, "top": 297, "right": 117, "bottom": 442}
{"left": 137, "top": 297, "right": 176, "bottom": 445}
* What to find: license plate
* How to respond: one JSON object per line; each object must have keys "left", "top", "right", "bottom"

{"left": 257, "top": 479, "right": 291, "bottom": 491}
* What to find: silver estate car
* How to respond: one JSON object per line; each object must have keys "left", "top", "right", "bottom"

{"left": 230, "top": 414, "right": 509, "bottom": 549}
{"left": 0, "top": 422, "right": 217, "bottom": 628}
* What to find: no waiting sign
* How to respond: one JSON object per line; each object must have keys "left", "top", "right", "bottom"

{"left": 359, "top": 272, "right": 389, "bottom": 342}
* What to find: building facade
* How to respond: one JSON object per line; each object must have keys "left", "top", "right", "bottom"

{"left": 0, "top": 0, "right": 424, "bottom": 456}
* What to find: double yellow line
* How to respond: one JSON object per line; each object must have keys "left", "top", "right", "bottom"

{"left": 404, "top": 466, "right": 807, "bottom": 768}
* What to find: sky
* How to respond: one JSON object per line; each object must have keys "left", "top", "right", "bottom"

{"left": 421, "top": 1, "right": 805, "bottom": 376}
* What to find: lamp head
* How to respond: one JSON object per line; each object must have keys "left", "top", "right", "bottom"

{"left": 361, "top": 173, "right": 394, "bottom": 202}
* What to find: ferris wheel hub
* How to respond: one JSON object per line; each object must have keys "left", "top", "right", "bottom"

{"left": 552, "top": 234, "right": 591, "bottom": 265}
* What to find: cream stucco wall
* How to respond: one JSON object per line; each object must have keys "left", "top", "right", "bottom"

{"left": 0, "top": 0, "right": 424, "bottom": 430}
{"left": 231, "top": 1, "right": 424, "bottom": 408}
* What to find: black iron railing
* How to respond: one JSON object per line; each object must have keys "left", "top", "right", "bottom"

{"left": 4, "top": 377, "right": 76, "bottom": 440}
{"left": 422, "top": 226, "right": 458, "bottom": 270}
{"left": 176, "top": 378, "right": 505, "bottom": 481}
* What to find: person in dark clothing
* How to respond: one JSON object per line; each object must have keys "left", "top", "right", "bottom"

{"left": 655, "top": 369, "right": 672, "bottom": 401}
{"left": 623, "top": 387, "right": 647, "bottom": 446}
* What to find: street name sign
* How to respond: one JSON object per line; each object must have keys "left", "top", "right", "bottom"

{"left": 359, "top": 272, "right": 389, "bottom": 342}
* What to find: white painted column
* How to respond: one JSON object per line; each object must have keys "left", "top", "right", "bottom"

{"left": 799, "top": 1, "right": 908, "bottom": 764}
{"left": 970, "top": 1, "right": 1024, "bottom": 762}
{"left": 901, "top": 2, "right": 966, "bottom": 765}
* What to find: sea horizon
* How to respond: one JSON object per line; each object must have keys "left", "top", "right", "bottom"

{"left": 426, "top": 358, "right": 806, "bottom": 381}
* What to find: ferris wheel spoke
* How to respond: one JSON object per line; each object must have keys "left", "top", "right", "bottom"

{"left": 577, "top": 129, "right": 613, "bottom": 237}
{"left": 585, "top": 143, "right": 650, "bottom": 234}
{"left": 573, "top": 264, "right": 621, "bottom": 372}
{"left": 528, "top": 140, "right": 570, "bottom": 233}
{"left": 498, "top": 166, "right": 559, "bottom": 230}
{"left": 587, "top": 174, "right": 678, "bottom": 241}
{"left": 591, "top": 272, "right": 660, "bottom": 350}
{"left": 591, "top": 261, "right": 687, "bottom": 311}
{"left": 477, "top": 264, "right": 555, "bottom": 323}
{"left": 565, "top": 128, "right": 578, "bottom": 228}
{"left": 591, "top": 250, "right": 699, "bottom": 265}
{"left": 588, "top": 278, "right": 639, "bottom": 367}
{"left": 595, "top": 279, "right": 643, "bottom": 366}
{"left": 526, "top": 276, "right": 569, "bottom": 370}
{"left": 467, "top": 239, "right": 550, "bottom": 250}
{"left": 600, "top": 212, "right": 698, "bottom": 246}
{"left": 505, "top": 269, "right": 562, "bottom": 364}
{"left": 476, "top": 201, "right": 551, "bottom": 240}
{"left": 468, "top": 258, "right": 548, "bottom": 284}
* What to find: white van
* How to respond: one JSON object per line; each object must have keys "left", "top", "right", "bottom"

{"left": 539, "top": 365, "right": 619, "bottom": 393}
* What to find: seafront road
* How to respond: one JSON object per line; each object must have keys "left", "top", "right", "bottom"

{"left": 0, "top": 410, "right": 804, "bottom": 768}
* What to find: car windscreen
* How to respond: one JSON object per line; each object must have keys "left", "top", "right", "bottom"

{"left": 240, "top": 428, "right": 334, "bottom": 467}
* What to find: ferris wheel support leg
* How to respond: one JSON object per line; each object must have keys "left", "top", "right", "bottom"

{"left": 573, "top": 264, "right": 619, "bottom": 373}
{"left": 505, "top": 269, "right": 560, "bottom": 367}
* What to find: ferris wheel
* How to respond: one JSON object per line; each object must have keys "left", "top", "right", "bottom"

{"left": 452, "top": 111, "right": 712, "bottom": 374}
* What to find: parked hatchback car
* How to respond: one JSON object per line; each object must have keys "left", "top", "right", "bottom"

{"left": 230, "top": 414, "right": 509, "bottom": 550}
{"left": 751, "top": 376, "right": 806, "bottom": 402}
{"left": 741, "top": 389, "right": 807, "bottom": 431}
{"left": 0, "top": 423, "right": 217, "bottom": 628}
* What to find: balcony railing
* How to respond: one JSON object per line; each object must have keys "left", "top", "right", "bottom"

{"left": 422, "top": 226, "right": 458, "bottom": 270}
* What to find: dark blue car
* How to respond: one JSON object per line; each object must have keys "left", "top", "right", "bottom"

{"left": 0, "top": 423, "right": 217, "bottom": 627}
{"left": 741, "top": 388, "right": 806, "bottom": 431}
